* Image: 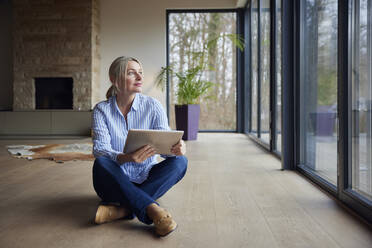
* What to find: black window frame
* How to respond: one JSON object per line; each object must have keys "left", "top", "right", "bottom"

{"left": 338, "top": 0, "right": 372, "bottom": 223}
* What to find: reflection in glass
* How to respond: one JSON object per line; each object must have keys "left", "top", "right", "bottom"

{"left": 251, "top": 0, "right": 258, "bottom": 135}
{"left": 276, "top": 0, "right": 282, "bottom": 153}
{"left": 260, "top": 0, "right": 270, "bottom": 144}
{"left": 351, "top": 0, "right": 372, "bottom": 201}
{"left": 300, "top": 0, "right": 338, "bottom": 185}
{"left": 168, "top": 13, "right": 237, "bottom": 130}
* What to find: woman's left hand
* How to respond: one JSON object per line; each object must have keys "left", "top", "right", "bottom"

{"left": 171, "top": 140, "right": 186, "bottom": 156}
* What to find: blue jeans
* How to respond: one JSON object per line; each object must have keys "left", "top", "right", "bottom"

{"left": 92, "top": 156, "right": 188, "bottom": 224}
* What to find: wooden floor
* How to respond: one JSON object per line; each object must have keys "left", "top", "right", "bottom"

{"left": 0, "top": 133, "right": 371, "bottom": 248}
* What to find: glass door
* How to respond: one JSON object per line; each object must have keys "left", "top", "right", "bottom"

{"left": 350, "top": 0, "right": 372, "bottom": 202}
{"left": 299, "top": 0, "right": 338, "bottom": 186}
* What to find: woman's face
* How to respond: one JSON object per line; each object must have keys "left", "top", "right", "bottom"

{"left": 120, "top": 60, "right": 143, "bottom": 94}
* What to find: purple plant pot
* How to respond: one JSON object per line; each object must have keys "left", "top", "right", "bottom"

{"left": 175, "top": 104, "right": 200, "bottom": 140}
{"left": 310, "top": 106, "right": 336, "bottom": 136}
{"left": 314, "top": 112, "right": 336, "bottom": 136}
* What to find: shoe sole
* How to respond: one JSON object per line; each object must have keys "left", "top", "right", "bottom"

{"left": 156, "top": 221, "right": 178, "bottom": 237}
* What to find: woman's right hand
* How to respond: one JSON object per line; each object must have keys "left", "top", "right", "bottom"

{"left": 117, "top": 145, "right": 156, "bottom": 164}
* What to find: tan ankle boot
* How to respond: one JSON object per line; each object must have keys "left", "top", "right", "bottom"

{"left": 95, "top": 205, "right": 130, "bottom": 224}
{"left": 153, "top": 209, "right": 177, "bottom": 236}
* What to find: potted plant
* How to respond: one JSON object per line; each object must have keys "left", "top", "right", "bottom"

{"left": 156, "top": 34, "right": 244, "bottom": 140}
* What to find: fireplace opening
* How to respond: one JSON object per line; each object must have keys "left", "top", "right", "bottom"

{"left": 35, "top": 77, "right": 73, "bottom": 109}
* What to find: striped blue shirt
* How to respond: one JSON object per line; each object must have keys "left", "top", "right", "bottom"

{"left": 92, "top": 93, "right": 170, "bottom": 183}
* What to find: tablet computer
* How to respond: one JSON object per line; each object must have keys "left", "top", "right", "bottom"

{"left": 123, "top": 129, "right": 184, "bottom": 155}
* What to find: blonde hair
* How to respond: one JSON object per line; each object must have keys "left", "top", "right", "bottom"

{"left": 106, "top": 56, "right": 143, "bottom": 99}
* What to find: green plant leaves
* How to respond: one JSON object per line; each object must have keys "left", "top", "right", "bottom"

{"left": 155, "top": 34, "right": 245, "bottom": 105}
{"left": 176, "top": 71, "right": 214, "bottom": 105}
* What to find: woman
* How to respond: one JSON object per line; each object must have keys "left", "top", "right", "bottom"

{"left": 92, "top": 56, "right": 187, "bottom": 236}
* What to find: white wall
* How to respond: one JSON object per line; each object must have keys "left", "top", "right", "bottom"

{"left": 236, "top": 0, "right": 248, "bottom": 7}
{"left": 0, "top": 1, "right": 13, "bottom": 110}
{"left": 99, "top": 0, "right": 237, "bottom": 108}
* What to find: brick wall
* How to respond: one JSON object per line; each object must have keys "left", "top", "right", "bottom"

{"left": 12, "top": 0, "right": 100, "bottom": 111}
{"left": 91, "top": 0, "right": 100, "bottom": 108}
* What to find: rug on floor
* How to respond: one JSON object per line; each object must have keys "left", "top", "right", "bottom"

{"left": 7, "top": 143, "right": 95, "bottom": 162}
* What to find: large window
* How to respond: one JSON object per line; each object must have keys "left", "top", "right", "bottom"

{"left": 168, "top": 11, "right": 237, "bottom": 131}
{"left": 244, "top": 0, "right": 371, "bottom": 221}
{"left": 351, "top": 0, "right": 372, "bottom": 201}
{"left": 299, "top": 0, "right": 338, "bottom": 185}
{"left": 276, "top": 0, "right": 282, "bottom": 153}
{"left": 248, "top": 0, "right": 281, "bottom": 153}
{"left": 251, "top": 1, "right": 259, "bottom": 135}
{"left": 260, "top": 0, "right": 271, "bottom": 144}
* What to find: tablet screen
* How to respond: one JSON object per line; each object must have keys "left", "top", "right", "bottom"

{"left": 123, "top": 129, "right": 184, "bottom": 155}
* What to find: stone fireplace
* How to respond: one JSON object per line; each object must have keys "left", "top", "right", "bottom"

{"left": 12, "top": 0, "right": 100, "bottom": 111}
